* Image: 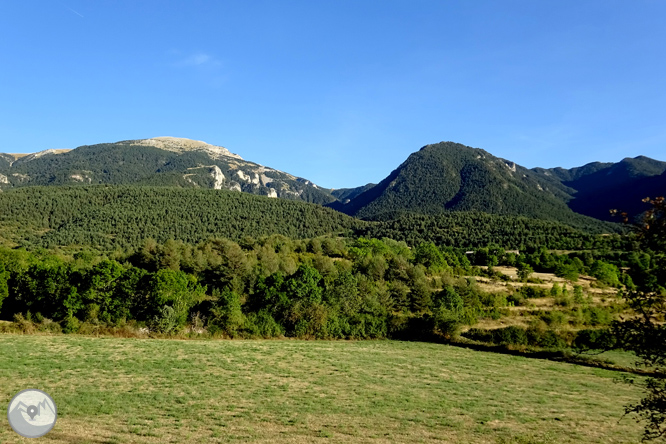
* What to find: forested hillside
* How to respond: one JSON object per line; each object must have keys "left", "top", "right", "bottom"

{"left": 359, "top": 212, "right": 624, "bottom": 250}
{"left": 0, "top": 186, "right": 621, "bottom": 252}
{"left": 0, "top": 137, "right": 336, "bottom": 205}
{"left": 0, "top": 186, "right": 363, "bottom": 250}
{"left": 533, "top": 156, "right": 666, "bottom": 221}
{"left": 332, "top": 142, "right": 665, "bottom": 224}
{"left": 333, "top": 142, "right": 611, "bottom": 229}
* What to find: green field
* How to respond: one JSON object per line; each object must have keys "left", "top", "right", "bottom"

{"left": 0, "top": 336, "right": 644, "bottom": 443}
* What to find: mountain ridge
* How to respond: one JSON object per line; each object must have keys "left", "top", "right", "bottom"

{"left": 0, "top": 137, "right": 336, "bottom": 205}
{"left": 2, "top": 137, "right": 664, "bottom": 224}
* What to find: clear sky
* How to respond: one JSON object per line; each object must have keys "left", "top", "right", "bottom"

{"left": 1, "top": 1, "right": 664, "bottom": 189}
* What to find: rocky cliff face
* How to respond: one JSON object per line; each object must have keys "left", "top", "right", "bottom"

{"left": 0, "top": 137, "right": 336, "bottom": 204}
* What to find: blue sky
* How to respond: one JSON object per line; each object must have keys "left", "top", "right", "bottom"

{"left": 1, "top": 1, "right": 664, "bottom": 189}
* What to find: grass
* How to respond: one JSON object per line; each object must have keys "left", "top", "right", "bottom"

{"left": 0, "top": 336, "right": 645, "bottom": 443}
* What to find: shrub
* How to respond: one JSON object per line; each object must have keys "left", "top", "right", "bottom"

{"left": 209, "top": 289, "right": 245, "bottom": 337}
{"left": 494, "top": 326, "right": 528, "bottom": 346}
{"left": 519, "top": 286, "right": 548, "bottom": 299}
{"left": 582, "top": 306, "right": 613, "bottom": 326}
{"left": 555, "top": 295, "right": 572, "bottom": 307}
{"left": 62, "top": 316, "right": 81, "bottom": 334}
{"left": 462, "top": 325, "right": 568, "bottom": 349}
{"left": 507, "top": 292, "right": 525, "bottom": 306}
{"left": 573, "top": 328, "right": 616, "bottom": 351}
{"left": 149, "top": 305, "right": 180, "bottom": 334}
{"left": 540, "top": 310, "right": 567, "bottom": 327}
{"left": 245, "top": 310, "right": 284, "bottom": 338}
{"left": 433, "top": 306, "right": 462, "bottom": 339}
{"left": 573, "top": 285, "right": 585, "bottom": 304}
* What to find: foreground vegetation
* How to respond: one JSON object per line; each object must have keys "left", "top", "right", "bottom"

{"left": 0, "top": 336, "right": 644, "bottom": 443}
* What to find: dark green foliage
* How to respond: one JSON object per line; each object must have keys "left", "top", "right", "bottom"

{"left": 208, "top": 289, "right": 245, "bottom": 337}
{"left": 413, "top": 242, "right": 448, "bottom": 272}
{"left": 517, "top": 262, "right": 533, "bottom": 281}
{"left": 0, "top": 184, "right": 626, "bottom": 254}
{"left": 357, "top": 211, "right": 621, "bottom": 250}
{"left": 516, "top": 285, "right": 549, "bottom": 299}
{"left": 8, "top": 258, "right": 82, "bottom": 321}
{"left": 589, "top": 260, "right": 621, "bottom": 287}
{"left": 573, "top": 328, "right": 616, "bottom": 351}
{"left": 0, "top": 261, "right": 8, "bottom": 312}
{"left": 611, "top": 197, "right": 666, "bottom": 440}
{"left": 286, "top": 265, "right": 324, "bottom": 304}
{"left": 146, "top": 269, "right": 206, "bottom": 332}
{"left": 555, "top": 263, "right": 579, "bottom": 282}
{"left": 244, "top": 310, "right": 284, "bottom": 338}
{"left": 463, "top": 325, "right": 568, "bottom": 349}
{"left": 334, "top": 142, "right": 630, "bottom": 230}
{"left": 0, "top": 236, "right": 471, "bottom": 340}
{"left": 432, "top": 306, "right": 462, "bottom": 338}
{"left": 0, "top": 186, "right": 362, "bottom": 250}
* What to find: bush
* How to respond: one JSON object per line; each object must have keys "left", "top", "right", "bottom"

{"left": 209, "top": 289, "right": 245, "bottom": 337}
{"left": 507, "top": 292, "right": 525, "bottom": 306}
{"left": 387, "top": 313, "right": 435, "bottom": 341}
{"left": 518, "top": 286, "right": 548, "bottom": 299}
{"left": 555, "top": 295, "right": 572, "bottom": 307}
{"left": 462, "top": 327, "right": 493, "bottom": 343}
{"left": 582, "top": 306, "right": 613, "bottom": 326}
{"left": 433, "top": 306, "right": 462, "bottom": 339}
{"left": 573, "top": 285, "right": 585, "bottom": 304}
{"left": 149, "top": 305, "right": 180, "bottom": 334}
{"left": 573, "top": 328, "right": 616, "bottom": 350}
{"left": 244, "top": 310, "right": 284, "bottom": 338}
{"left": 494, "top": 326, "right": 528, "bottom": 346}
{"left": 462, "top": 325, "right": 568, "bottom": 349}
{"left": 62, "top": 316, "right": 81, "bottom": 334}
{"left": 540, "top": 310, "right": 567, "bottom": 327}
{"left": 12, "top": 313, "right": 35, "bottom": 333}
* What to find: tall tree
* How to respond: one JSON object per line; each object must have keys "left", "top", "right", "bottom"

{"left": 613, "top": 197, "right": 666, "bottom": 440}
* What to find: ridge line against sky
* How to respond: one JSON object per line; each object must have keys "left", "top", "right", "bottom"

{"left": 1, "top": 0, "right": 664, "bottom": 189}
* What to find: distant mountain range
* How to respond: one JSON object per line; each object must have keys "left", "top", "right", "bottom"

{"left": 331, "top": 142, "right": 665, "bottom": 224}
{"left": 1, "top": 137, "right": 664, "bottom": 224}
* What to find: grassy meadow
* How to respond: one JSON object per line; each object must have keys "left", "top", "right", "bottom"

{"left": 0, "top": 336, "right": 644, "bottom": 443}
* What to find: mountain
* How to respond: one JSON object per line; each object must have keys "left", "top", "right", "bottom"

{"left": 533, "top": 156, "right": 666, "bottom": 221}
{"left": 331, "top": 142, "right": 665, "bottom": 226}
{"left": 0, "top": 137, "right": 336, "bottom": 205}
{"left": 331, "top": 142, "right": 606, "bottom": 229}
{"left": 2, "top": 137, "right": 662, "bottom": 225}
{"left": 330, "top": 183, "right": 376, "bottom": 204}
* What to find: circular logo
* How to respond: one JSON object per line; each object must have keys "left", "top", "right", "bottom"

{"left": 7, "top": 389, "right": 57, "bottom": 438}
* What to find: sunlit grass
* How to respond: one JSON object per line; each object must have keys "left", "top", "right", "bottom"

{"left": 0, "top": 336, "right": 644, "bottom": 443}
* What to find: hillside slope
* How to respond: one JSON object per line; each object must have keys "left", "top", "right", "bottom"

{"left": 333, "top": 142, "right": 606, "bottom": 229}
{"left": 0, "top": 137, "right": 336, "bottom": 205}
{"left": 0, "top": 185, "right": 362, "bottom": 250}
{"left": 533, "top": 156, "right": 666, "bottom": 221}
